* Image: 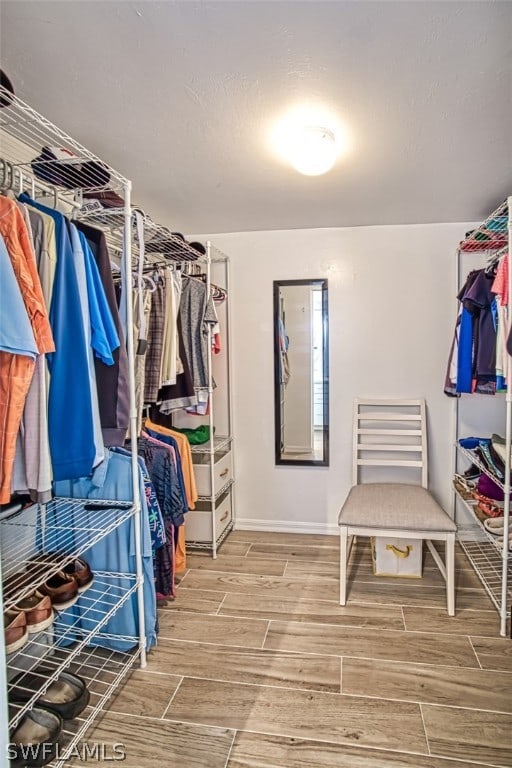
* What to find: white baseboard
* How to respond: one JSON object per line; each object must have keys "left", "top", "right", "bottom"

{"left": 234, "top": 518, "right": 338, "bottom": 536}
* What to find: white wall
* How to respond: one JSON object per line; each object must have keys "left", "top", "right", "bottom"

{"left": 199, "top": 222, "right": 490, "bottom": 535}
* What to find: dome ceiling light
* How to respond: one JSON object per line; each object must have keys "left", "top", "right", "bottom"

{"left": 287, "top": 125, "right": 337, "bottom": 176}
{"left": 268, "top": 106, "right": 348, "bottom": 177}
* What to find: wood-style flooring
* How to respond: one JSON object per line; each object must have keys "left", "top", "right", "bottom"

{"left": 87, "top": 531, "right": 512, "bottom": 767}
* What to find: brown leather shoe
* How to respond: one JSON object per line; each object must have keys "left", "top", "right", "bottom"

{"left": 27, "top": 552, "right": 94, "bottom": 594}
{"left": 39, "top": 572, "right": 78, "bottom": 610}
{"left": 15, "top": 591, "right": 54, "bottom": 633}
{"left": 4, "top": 609, "right": 28, "bottom": 654}
{"left": 63, "top": 557, "right": 94, "bottom": 594}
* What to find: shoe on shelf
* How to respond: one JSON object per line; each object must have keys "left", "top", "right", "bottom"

{"left": 15, "top": 591, "right": 54, "bottom": 634}
{"left": 8, "top": 702, "right": 63, "bottom": 768}
{"left": 39, "top": 572, "right": 79, "bottom": 611}
{"left": 477, "top": 500, "right": 504, "bottom": 518}
{"left": 491, "top": 433, "right": 507, "bottom": 464}
{"left": 453, "top": 474, "right": 477, "bottom": 499}
{"left": 4, "top": 609, "right": 28, "bottom": 655}
{"left": 28, "top": 552, "right": 94, "bottom": 594}
{"left": 11, "top": 668, "right": 90, "bottom": 720}
{"left": 483, "top": 517, "right": 505, "bottom": 536}
{"left": 476, "top": 442, "right": 505, "bottom": 481}
{"left": 462, "top": 463, "right": 482, "bottom": 482}
{"left": 63, "top": 557, "right": 94, "bottom": 594}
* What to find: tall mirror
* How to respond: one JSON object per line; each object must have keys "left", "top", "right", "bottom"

{"left": 274, "top": 279, "right": 329, "bottom": 466}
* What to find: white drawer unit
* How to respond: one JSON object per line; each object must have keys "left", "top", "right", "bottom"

{"left": 185, "top": 488, "right": 233, "bottom": 544}
{"left": 193, "top": 448, "right": 232, "bottom": 497}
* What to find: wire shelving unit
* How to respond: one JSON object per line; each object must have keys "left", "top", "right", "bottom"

{"left": 453, "top": 195, "right": 512, "bottom": 637}
{"left": 0, "top": 85, "right": 147, "bottom": 766}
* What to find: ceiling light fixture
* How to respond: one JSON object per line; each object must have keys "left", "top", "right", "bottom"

{"left": 287, "top": 126, "right": 337, "bottom": 176}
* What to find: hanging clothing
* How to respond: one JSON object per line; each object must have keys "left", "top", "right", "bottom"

{"left": 53, "top": 449, "right": 157, "bottom": 652}
{"left": 157, "top": 312, "right": 197, "bottom": 413}
{"left": 11, "top": 353, "right": 52, "bottom": 502}
{"left": 445, "top": 264, "right": 505, "bottom": 397}
{"left": 11, "top": 205, "right": 52, "bottom": 502}
{"left": 462, "top": 269, "right": 498, "bottom": 392}
{"left": 19, "top": 194, "right": 96, "bottom": 480}
{"left": 0, "top": 196, "right": 54, "bottom": 503}
{"left": 492, "top": 254, "right": 509, "bottom": 388}
{"left": 0, "top": 354, "right": 36, "bottom": 503}
{"left": 179, "top": 274, "right": 217, "bottom": 404}
{"left": 138, "top": 434, "right": 187, "bottom": 526}
{"left": 134, "top": 286, "right": 152, "bottom": 431}
{"left": 0, "top": 196, "right": 54, "bottom": 354}
{"left": 139, "top": 459, "right": 170, "bottom": 597}
{"left": 26, "top": 207, "right": 57, "bottom": 309}
{"left": 175, "top": 525, "right": 187, "bottom": 574}
{"left": 138, "top": 434, "right": 184, "bottom": 598}
{"left": 160, "top": 267, "right": 180, "bottom": 387}
{"left": 144, "top": 281, "right": 166, "bottom": 402}
{"left": 145, "top": 417, "right": 198, "bottom": 510}
{"left": 75, "top": 220, "right": 130, "bottom": 447}
{"left": 0, "top": 233, "right": 39, "bottom": 359}
{"left": 68, "top": 224, "right": 105, "bottom": 469}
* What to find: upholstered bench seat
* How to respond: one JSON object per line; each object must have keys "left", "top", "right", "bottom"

{"left": 338, "top": 483, "right": 457, "bottom": 532}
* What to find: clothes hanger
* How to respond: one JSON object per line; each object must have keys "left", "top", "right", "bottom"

{"left": 142, "top": 273, "right": 157, "bottom": 293}
{"left": 485, "top": 246, "right": 508, "bottom": 275}
{"left": 0, "top": 158, "right": 13, "bottom": 191}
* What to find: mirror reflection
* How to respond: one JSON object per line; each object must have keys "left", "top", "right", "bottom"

{"left": 274, "top": 279, "right": 329, "bottom": 466}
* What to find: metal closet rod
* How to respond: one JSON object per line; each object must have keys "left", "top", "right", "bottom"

{"left": 0, "top": 158, "right": 82, "bottom": 210}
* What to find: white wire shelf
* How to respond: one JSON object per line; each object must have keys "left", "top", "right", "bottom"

{"left": 197, "top": 479, "right": 235, "bottom": 503}
{"left": 453, "top": 483, "right": 507, "bottom": 556}
{"left": 456, "top": 443, "right": 506, "bottom": 492}
{"left": 190, "top": 435, "right": 232, "bottom": 455}
{"left": 454, "top": 482, "right": 511, "bottom": 618}
{"left": 0, "top": 87, "right": 127, "bottom": 193}
{"left": 1, "top": 498, "right": 136, "bottom": 611}
{"left": 7, "top": 573, "right": 138, "bottom": 730}
{"left": 458, "top": 529, "right": 512, "bottom": 616}
{"left": 75, "top": 207, "right": 203, "bottom": 264}
{"left": 458, "top": 199, "right": 508, "bottom": 252}
{"left": 8, "top": 644, "right": 140, "bottom": 768}
{"left": 187, "top": 520, "right": 234, "bottom": 552}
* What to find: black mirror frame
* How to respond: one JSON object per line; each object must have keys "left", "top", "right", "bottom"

{"left": 273, "top": 279, "right": 329, "bottom": 467}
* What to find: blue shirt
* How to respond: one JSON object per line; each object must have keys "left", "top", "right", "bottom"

{"left": 456, "top": 307, "right": 473, "bottom": 393}
{"left": 19, "top": 194, "right": 95, "bottom": 480}
{"left": 77, "top": 228, "right": 119, "bottom": 365}
{"left": 53, "top": 449, "right": 157, "bottom": 651}
{"left": 0, "top": 234, "right": 38, "bottom": 358}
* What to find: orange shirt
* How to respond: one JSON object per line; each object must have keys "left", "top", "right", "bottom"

{"left": 0, "top": 196, "right": 54, "bottom": 354}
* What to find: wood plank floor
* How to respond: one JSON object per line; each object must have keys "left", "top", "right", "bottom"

{"left": 85, "top": 531, "right": 511, "bottom": 768}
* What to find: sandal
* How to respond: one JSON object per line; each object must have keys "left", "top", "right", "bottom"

{"left": 477, "top": 500, "right": 505, "bottom": 518}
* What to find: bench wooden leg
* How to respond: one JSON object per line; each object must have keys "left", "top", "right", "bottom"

{"left": 340, "top": 526, "right": 348, "bottom": 606}
{"left": 446, "top": 532, "right": 455, "bottom": 616}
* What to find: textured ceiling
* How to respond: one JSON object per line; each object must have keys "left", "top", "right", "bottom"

{"left": 1, "top": 0, "right": 511, "bottom": 234}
